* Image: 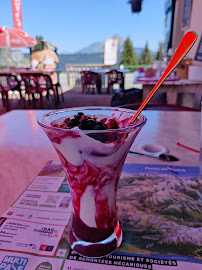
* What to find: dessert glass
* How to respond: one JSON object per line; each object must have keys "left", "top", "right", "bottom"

{"left": 38, "top": 107, "right": 147, "bottom": 257}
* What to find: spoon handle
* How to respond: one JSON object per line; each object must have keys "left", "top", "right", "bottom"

{"left": 128, "top": 151, "right": 157, "bottom": 158}
{"left": 129, "top": 31, "right": 198, "bottom": 124}
{"left": 129, "top": 150, "right": 147, "bottom": 156}
{"left": 129, "top": 151, "right": 179, "bottom": 161}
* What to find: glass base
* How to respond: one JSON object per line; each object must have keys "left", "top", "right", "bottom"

{"left": 68, "top": 221, "right": 122, "bottom": 258}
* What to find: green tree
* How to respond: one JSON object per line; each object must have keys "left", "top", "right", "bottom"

{"left": 139, "top": 42, "right": 153, "bottom": 65}
{"left": 36, "top": 35, "right": 43, "bottom": 42}
{"left": 120, "top": 37, "right": 138, "bottom": 67}
{"left": 32, "top": 35, "right": 44, "bottom": 51}
{"left": 155, "top": 42, "right": 164, "bottom": 60}
{"left": 138, "top": 57, "right": 143, "bottom": 65}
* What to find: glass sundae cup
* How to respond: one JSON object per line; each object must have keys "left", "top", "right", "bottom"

{"left": 38, "top": 107, "right": 147, "bottom": 257}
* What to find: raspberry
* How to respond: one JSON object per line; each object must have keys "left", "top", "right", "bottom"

{"left": 105, "top": 119, "right": 119, "bottom": 129}
{"left": 64, "top": 117, "right": 70, "bottom": 124}
{"left": 81, "top": 115, "right": 87, "bottom": 121}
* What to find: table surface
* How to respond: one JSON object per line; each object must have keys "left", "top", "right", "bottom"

{"left": 133, "top": 78, "right": 202, "bottom": 85}
{"left": 0, "top": 69, "right": 61, "bottom": 75}
{"left": 0, "top": 109, "right": 200, "bottom": 216}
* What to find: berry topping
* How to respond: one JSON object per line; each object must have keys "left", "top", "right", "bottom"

{"left": 52, "top": 112, "right": 119, "bottom": 131}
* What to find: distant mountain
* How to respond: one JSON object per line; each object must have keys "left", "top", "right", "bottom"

{"left": 59, "top": 49, "right": 71, "bottom": 54}
{"left": 58, "top": 53, "right": 104, "bottom": 70}
{"left": 73, "top": 35, "right": 156, "bottom": 57}
{"left": 75, "top": 35, "right": 125, "bottom": 54}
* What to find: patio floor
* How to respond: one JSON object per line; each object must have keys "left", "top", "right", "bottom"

{"left": 0, "top": 86, "right": 113, "bottom": 115}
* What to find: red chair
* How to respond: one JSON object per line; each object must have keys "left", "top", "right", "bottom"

{"left": 21, "top": 72, "right": 61, "bottom": 109}
{"left": 20, "top": 73, "right": 50, "bottom": 109}
{"left": 138, "top": 67, "right": 144, "bottom": 73}
{"left": 80, "top": 71, "right": 101, "bottom": 94}
{"left": 107, "top": 69, "right": 124, "bottom": 94}
{"left": 0, "top": 73, "right": 22, "bottom": 111}
{"left": 44, "top": 74, "right": 64, "bottom": 105}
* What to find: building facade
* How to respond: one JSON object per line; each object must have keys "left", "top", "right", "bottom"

{"left": 167, "top": 0, "right": 202, "bottom": 79}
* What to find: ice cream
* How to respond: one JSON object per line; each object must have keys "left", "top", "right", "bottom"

{"left": 38, "top": 107, "right": 146, "bottom": 257}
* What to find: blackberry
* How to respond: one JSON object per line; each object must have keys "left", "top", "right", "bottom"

{"left": 97, "top": 121, "right": 105, "bottom": 130}
{"left": 87, "top": 119, "right": 96, "bottom": 128}
{"left": 77, "top": 112, "right": 84, "bottom": 117}
{"left": 93, "top": 125, "right": 103, "bottom": 130}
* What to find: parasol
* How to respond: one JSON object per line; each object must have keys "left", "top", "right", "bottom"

{"left": 0, "top": 26, "right": 37, "bottom": 68}
{"left": 0, "top": 26, "right": 36, "bottom": 48}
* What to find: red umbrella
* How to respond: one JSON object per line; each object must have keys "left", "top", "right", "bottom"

{"left": 0, "top": 26, "right": 36, "bottom": 48}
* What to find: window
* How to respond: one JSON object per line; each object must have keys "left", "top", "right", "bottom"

{"left": 182, "top": 0, "right": 191, "bottom": 28}
{"left": 195, "top": 36, "right": 202, "bottom": 61}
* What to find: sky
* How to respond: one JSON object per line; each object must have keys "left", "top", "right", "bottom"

{"left": 0, "top": 0, "right": 166, "bottom": 53}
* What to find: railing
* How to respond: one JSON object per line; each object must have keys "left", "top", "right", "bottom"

{"left": 66, "top": 64, "right": 110, "bottom": 88}
{"left": 121, "top": 64, "right": 150, "bottom": 69}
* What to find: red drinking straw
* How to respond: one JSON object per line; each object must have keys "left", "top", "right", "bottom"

{"left": 176, "top": 142, "right": 200, "bottom": 153}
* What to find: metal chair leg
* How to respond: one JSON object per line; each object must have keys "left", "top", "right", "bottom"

{"left": 4, "top": 92, "right": 10, "bottom": 111}
{"left": 39, "top": 93, "right": 44, "bottom": 109}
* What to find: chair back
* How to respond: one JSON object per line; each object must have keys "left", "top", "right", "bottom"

{"left": 108, "top": 69, "right": 123, "bottom": 84}
{"left": 138, "top": 67, "right": 144, "bottom": 73}
{"left": 21, "top": 72, "right": 54, "bottom": 91}
{"left": 44, "top": 74, "right": 53, "bottom": 88}
{"left": 20, "top": 74, "right": 37, "bottom": 89}
{"left": 81, "top": 71, "right": 98, "bottom": 85}
{"left": 0, "top": 74, "right": 20, "bottom": 90}
{"left": 0, "top": 74, "right": 8, "bottom": 87}
{"left": 8, "top": 74, "right": 20, "bottom": 88}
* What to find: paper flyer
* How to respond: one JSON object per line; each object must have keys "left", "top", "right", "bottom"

{"left": 0, "top": 251, "right": 63, "bottom": 270}
{"left": 0, "top": 217, "right": 65, "bottom": 256}
{"left": 116, "top": 164, "right": 201, "bottom": 262}
{"left": 12, "top": 191, "right": 72, "bottom": 213}
{"left": 0, "top": 160, "right": 201, "bottom": 270}
{"left": 3, "top": 207, "right": 71, "bottom": 226}
{"left": 64, "top": 249, "right": 202, "bottom": 270}
{"left": 27, "top": 176, "right": 66, "bottom": 192}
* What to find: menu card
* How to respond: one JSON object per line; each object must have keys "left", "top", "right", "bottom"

{"left": 0, "top": 161, "right": 201, "bottom": 270}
